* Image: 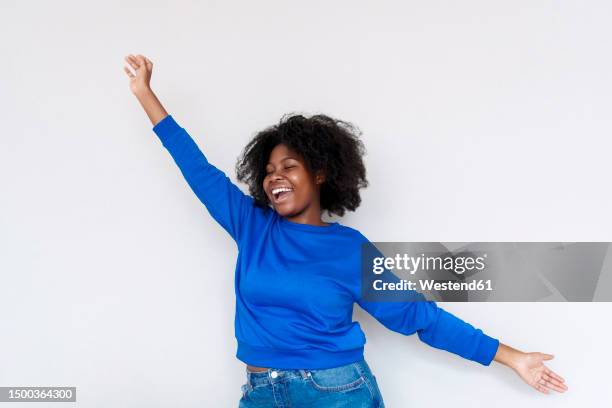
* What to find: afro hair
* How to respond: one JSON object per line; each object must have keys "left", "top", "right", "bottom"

{"left": 235, "top": 113, "right": 369, "bottom": 217}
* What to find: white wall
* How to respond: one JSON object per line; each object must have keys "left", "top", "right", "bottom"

{"left": 1, "top": 1, "right": 610, "bottom": 406}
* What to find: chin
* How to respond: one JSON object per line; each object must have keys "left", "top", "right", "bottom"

{"left": 274, "top": 206, "right": 296, "bottom": 217}
{"left": 272, "top": 201, "right": 303, "bottom": 218}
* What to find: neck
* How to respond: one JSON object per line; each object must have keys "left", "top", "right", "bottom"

{"left": 286, "top": 216, "right": 330, "bottom": 227}
{"left": 285, "top": 205, "right": 329, "bottom": 227}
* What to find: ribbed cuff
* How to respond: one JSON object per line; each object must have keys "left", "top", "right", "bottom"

{"left": 152, "top": 114, "right": 181, "bottom": 143}
{"left": 473, "top": 333, "right": 500, "bottom": 366}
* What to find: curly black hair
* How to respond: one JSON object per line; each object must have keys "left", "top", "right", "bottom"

{"left": 235, "top": 113, "right": 369, "bottom": 217}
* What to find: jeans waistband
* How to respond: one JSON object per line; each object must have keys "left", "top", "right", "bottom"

{"left": 244, "top": 358, "right": 371, "bottom": 388}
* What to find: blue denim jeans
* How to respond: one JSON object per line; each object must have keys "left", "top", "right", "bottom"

{"left": 239, "top": 358, "right": 385, "bottom": 407}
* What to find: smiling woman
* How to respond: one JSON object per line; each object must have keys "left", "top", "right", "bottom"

{"left": 235, "top": 113, "right": 369, "bottom": 227}
{"left": 124, "top": 53, "right": 568, "bottom": 407}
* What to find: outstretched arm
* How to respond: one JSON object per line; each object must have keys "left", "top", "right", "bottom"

{"left": 358, "top": 292, "right": 568, "bottom": 395}
{"left": 356, "top": 236, "right": 568, "bottom": 395}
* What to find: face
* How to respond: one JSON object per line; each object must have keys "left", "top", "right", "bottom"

{"left": 263, "top": 143, "right": 324, "bottom": 217}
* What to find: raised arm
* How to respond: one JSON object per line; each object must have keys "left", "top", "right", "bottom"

{"left": 124, "top": 54, "right": 256, "bottom": 245}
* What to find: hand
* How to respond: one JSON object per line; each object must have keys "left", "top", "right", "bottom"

{"left": 124, "top": 54, "right": 153, "bottom": 96}
{"left": 122, "top": 53, "right": 168, "bottom": 126}
{"left": 510, "top": 352, "right": 568, "bottom": 394}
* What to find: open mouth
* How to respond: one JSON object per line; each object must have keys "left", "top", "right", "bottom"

{"left": 272, "top": 187, "right": 294, "bottom": 203}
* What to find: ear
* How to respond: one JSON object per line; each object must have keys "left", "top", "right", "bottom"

{"left": 315, "top": 170, "right": 326, "bottom": 185}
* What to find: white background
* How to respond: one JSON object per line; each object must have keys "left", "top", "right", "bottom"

{"left": 1, "top": 1, "right": 611, "bottom": 406}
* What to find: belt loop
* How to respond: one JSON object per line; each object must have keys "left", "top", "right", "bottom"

{"left": 247, "top": 372, "right": 254, "bottom": 391}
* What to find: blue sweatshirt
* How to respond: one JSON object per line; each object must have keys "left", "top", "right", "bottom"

{"left": 152, "top": 114, "right": 500, "bottom": 370}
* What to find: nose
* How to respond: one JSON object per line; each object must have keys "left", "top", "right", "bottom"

{"left": 267, "top": 173, "right": 281, "bottom": 191}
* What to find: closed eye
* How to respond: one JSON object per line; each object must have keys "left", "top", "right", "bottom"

{"left": 265, "top": 165, "right": 296, "bottom": 175}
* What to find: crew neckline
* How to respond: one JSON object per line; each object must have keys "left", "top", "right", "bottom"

{"left": 278, "top": 213, "right": 341, "bottom": 233}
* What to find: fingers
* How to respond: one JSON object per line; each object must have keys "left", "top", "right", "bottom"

{"left": 544, "top": 367, "right": 565, "bottom": 383}
{"left": 536, "top": 377, "right": 565, "bottom": 394}
{"left": 532, "top": 370, "right": 568, "bottom": 395}
{"left": 123, "top": 65, "right": 135, "bottom": 78}
{"left": 541, "top": 373, "right": 568, "bottom": 392}
{"left": 136, "top": 54, "right": 147, "bottom": 68}
{"left": 125, "top": 55, "right": 140, "bottom": 70}
{"left": 533, "top": 381, "right": 550, "bottom": 395}
{"left": 124, "top": 54, "right": 152, "bottom": 73}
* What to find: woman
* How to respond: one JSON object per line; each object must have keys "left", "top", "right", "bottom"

{"left": 123, "top": 54, "right": 568, "bottom": 407}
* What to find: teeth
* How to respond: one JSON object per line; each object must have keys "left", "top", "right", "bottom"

{"left": 272, "top": 187, "right": 293, "bottom": 195}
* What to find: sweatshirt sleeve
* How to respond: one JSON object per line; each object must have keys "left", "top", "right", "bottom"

{"left": 152, "top": 114, "right": 255, "bottom": 246}
{"left": 355, "top": 236, "right": 500, "bottom": 366}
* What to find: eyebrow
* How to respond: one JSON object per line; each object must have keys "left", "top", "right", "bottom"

{"left": 266, "top": 157, "right": 298, "bottom": 166}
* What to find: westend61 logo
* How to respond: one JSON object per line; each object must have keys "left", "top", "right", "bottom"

{"left": 372, "top": 253, "right": 487, "bottom": 276}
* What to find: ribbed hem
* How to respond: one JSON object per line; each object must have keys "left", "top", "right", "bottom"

{"left": 236, "top": 341, "right": 365, "bottom": 370}
{"left": 473, "top": 334, "right": 500, "bottom": 366}
{"left": 152, "top": 114, "right": 181, "bottom": 143}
